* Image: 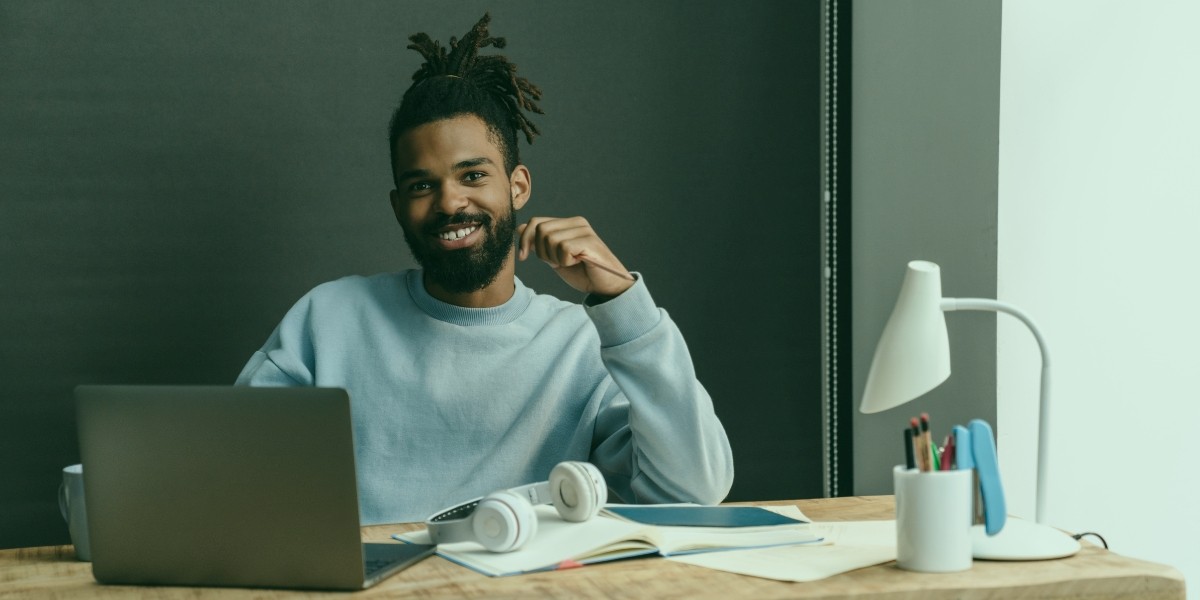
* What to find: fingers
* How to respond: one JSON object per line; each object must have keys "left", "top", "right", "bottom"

{"left": 518, "top": 216, "right": 634, "bottom": 295}
{"left": 519, "top": 216, "right": 595, "bottom": 267}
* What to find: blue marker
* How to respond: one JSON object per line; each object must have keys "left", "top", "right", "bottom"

{"left": 952, "top": 425, "right": 973, "bottom": 470}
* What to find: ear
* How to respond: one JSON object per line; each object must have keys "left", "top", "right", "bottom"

{"left": 389, "top": 189, "right": 404, "bottom": 224}
{"left": 510, "top": 165, "right": 532, "bottom": 211}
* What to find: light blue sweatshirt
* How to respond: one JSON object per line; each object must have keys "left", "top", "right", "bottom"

{"left": 236, "top": 269, "right": 733, "bottom": 525}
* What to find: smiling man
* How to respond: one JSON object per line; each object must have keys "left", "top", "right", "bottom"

{"left": 391, "top": 114, "right": 532, "bottom": 306}
{"left": 236, "top": 14, "right": 734, "bottom": 525}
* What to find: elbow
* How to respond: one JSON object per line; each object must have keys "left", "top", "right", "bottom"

{"left": 676, "top": 441, "right": 736, "bottom": 505}
{"left": 695, "top": 462, "right": 734, "bottom": 506}
{"left": 634, "top": 455, "right": 734, "bottom": 506}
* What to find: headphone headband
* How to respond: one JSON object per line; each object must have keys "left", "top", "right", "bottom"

{"left": 424, "top": 461, "right": 606, "bottom": 552}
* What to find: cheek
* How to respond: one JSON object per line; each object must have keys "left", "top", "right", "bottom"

{"left": 398, "top": 201, "right": 429, "bottom": 227}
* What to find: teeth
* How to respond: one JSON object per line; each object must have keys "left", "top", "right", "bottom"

{"left": 439, "top": 226, "right": 477, "bottom": 241}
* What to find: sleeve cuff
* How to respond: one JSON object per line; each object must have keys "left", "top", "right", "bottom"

{"left": 583, "top": 273, "right": 662, "bottom": 348}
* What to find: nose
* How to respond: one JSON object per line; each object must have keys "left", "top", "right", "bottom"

{"left": 435, "top": 180, "right": 470, "bottom": 214}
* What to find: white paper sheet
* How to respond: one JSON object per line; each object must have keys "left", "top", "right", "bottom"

{"left": 668, "top": 520, "right": 897, "bottom": 582}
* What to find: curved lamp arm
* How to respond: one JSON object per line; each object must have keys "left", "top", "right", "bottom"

{"left": 941, "top": 297, "right": 1051, "bottom": 524}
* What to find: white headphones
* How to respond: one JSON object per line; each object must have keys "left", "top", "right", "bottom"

{"left": 425, "top": 461, "right": 607, "bottom": 553}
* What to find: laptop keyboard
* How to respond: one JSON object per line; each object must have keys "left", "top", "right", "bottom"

{"left": 364, "top": 559, "right": 394, "bottom": 577}
{"left": 363, "top": 544, "right": 397, "bottom": 577}
{"left": 362, "top": 542, "right": 435, "bottom": 579}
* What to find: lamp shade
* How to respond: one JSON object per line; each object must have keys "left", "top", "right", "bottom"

{"left": 860, "top": 260, "right": 951, "bottom": 414}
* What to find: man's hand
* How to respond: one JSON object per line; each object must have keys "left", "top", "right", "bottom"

{"left": 518, "top": 216, "right": 635, "bottom": 298}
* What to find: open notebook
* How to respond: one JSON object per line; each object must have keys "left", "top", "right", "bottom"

{"left": 394, "top": 504, "right": 824, "bottom": 577}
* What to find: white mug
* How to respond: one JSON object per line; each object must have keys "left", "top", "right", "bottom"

{"left": 58, "top": 464, "right": 90, "bottom": 562}
{"left": 893, "top": 465, "right": 973, "bottom": 573}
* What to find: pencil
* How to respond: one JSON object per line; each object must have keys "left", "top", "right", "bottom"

{"left": 910, "top": 417, "right": 927, "bottom": 471}
{"left": 921, "top": 413, "right": 936, "bottom": 471}
{"left": 575, "top": 254, "right": 636, "bottom": 281}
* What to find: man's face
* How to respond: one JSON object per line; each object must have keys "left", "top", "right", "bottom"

{"left": 390, "top": 115, "right": 530, "bottom": 294}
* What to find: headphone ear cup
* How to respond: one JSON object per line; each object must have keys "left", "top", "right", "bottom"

{"left": 471, "top": 490, "right": 538, "bottom": 553}
{"left": 549, "top": 461, "right": 607, "bottom": 522}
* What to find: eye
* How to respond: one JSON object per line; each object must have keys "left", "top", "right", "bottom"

{"left": 407, "top": 181, "right": 433, "bottom": 194}
{"left": 463, "top": 171, "right": 487, "bottom": 183}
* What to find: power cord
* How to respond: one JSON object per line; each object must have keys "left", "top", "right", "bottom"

{"left": 1072, "top": 532, "right": 1108, "bottom": 549}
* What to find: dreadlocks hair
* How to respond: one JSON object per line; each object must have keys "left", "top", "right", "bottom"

{"left": 388, "top": 13, "right": 543, "bottom": 184}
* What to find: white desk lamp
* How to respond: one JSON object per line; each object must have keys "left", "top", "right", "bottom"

{"left": 861, "top": 260, "right": 1079, "bottom": 560}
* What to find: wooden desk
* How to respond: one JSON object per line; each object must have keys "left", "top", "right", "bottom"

{"left": 1, "top": 496, "right": 1184, "bottom": 599}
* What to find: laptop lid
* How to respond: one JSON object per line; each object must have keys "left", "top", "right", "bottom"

{"left": 75, "top": 385, "right": 429, "bottom": 591}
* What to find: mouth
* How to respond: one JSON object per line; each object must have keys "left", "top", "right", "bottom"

{"left": 432, "top": 223, "right": 483, "bottom": 250}
{"left": 438, "top": 225, "right": 478, "bottom": 241}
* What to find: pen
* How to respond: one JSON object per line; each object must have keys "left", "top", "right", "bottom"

{"left": 939, "top": 434, "right": 954, "bottom": 470}
{"left": 574, "top": 254, "right": 636, "bottom": 281}
{"left": 904, "top": 427, "right": 916, "bottom": 470}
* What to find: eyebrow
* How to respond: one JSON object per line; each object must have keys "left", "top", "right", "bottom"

{"left": 395, "top": 157, "right": 495, "bottom": 184}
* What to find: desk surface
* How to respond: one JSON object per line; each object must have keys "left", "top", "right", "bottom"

{"left": 0, "top": 496, "right": 1184, "bottom": 599}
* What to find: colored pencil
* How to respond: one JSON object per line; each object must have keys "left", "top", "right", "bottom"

{"left": 910, "top": 417, "right": 927, "bottom": 471}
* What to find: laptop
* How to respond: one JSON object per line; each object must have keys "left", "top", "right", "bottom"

{"left": 74, "top": 385, "right": 434, "bottom": 591}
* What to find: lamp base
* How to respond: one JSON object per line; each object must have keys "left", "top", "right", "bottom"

{"left": 971, "top": 518, "right": 1080, "bottom": 560}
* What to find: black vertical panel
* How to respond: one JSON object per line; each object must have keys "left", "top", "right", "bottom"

{"left": 0, "top": 1, "right": 826, "bottom": 547}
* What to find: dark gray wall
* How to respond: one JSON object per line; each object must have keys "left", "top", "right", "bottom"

{"left": 1, "top": 1, "right": 825, "bottom": 548}
{"left": 851, "top": 0, "right": 1001, "bottom": 494}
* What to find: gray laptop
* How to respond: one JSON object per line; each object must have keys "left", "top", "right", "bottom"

{"left": 75, "top": 385, "right": 434, "bottom": 591}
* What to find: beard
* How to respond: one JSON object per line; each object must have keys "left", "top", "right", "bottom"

{"left": 401, "top": 202, "right": 517, "bottom": 294}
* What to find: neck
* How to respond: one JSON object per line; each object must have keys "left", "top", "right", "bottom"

{"left": 423, "top": 256, "right": 517, "bottom": 308}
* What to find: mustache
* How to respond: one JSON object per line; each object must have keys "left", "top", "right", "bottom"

{"left": 421, "top": 211, "right": 493, "bottom": 236}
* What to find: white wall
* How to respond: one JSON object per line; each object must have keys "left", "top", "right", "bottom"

{"left": 998, "top": 0, "right": 1199, "bottom": 594}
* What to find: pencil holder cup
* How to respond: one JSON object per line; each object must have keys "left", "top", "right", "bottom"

{"left": 893, "top": 465, "right": 973, "bottom": 573}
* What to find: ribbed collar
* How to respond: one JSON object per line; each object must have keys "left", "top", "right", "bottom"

{"left": 405, "top": 269, "right": 533, "bottom": 326}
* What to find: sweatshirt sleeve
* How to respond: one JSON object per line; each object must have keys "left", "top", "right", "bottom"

{"left": 234, "top": 296, "right": 316, "bottom": 387}
{"left": 583, "top": 274, "right": 735, "bottom": 505}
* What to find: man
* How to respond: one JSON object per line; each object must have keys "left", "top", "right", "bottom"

{"left": 236, "top": 14, "right": 733, "bottom": 525}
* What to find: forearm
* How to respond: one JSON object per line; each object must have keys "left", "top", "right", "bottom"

{"left": 586, "top": 276, "right": 734, "bottom": 505}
